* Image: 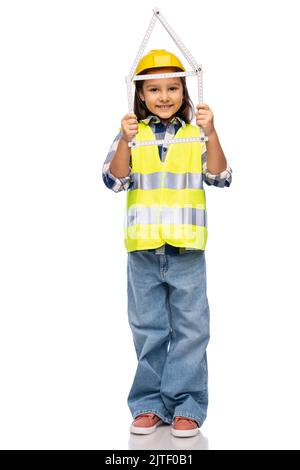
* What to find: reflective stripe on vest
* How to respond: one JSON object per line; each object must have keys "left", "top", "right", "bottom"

{"left": 124, "top": 122, "right": 208, "bottom": 252}
{"left": 127, "top": 206, "right": 206, "bottom": 227}
{"left": 130, "top": 172, "right": 204, "bottom": 190}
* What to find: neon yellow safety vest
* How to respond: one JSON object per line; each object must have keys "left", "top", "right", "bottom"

{"left": 124, "top": 122, "right": 208, "bottom": 252}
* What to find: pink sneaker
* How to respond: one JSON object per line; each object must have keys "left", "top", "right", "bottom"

{"left": 130, "top": 413, "right": 163, "bottom": 435}
{"left": 171, "top": 416, "right": 199, "bottom": 437}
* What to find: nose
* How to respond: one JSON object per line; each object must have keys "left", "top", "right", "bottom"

{"left": 159, "top": 90, "right": 169, "bottom": 102}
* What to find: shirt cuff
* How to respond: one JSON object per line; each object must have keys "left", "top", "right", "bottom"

{"left": 108, "top": 167, "right": 132, "bottom": 192}
{"left": 203, "top": 162, "right": 232, "bottom": 187}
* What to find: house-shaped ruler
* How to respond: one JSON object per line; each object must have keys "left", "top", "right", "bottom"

{"left": 126, "top": 7, "right": 208, "bottom": 149}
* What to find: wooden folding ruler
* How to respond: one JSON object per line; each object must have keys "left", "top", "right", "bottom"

{"left": 126, "top": 7, "right": 208, "bottom": 149}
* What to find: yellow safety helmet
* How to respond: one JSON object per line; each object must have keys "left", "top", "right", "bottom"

{"left": 135, "top": 49, "right": 185, "bottom": 75}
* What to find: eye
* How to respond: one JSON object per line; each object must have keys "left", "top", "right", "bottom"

{"left": 169, "top": 87, "right": 179, "bottom": 91}
{"left": 149, "top": 88, "right": 158, "bottom": 92}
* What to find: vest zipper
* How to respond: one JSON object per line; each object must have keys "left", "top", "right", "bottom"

{"left": 158, "top": 161, "right": 166, "bottom": 238}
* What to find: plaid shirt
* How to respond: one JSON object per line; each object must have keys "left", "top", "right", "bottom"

{"left": 102, "top": 115, "right": 232, "bottom": 254}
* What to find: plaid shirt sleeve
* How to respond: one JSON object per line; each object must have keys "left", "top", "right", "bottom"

{"left": 102, "top": 132, "right": 133, "bottom": 193}
{"left": 201, "top": 144, "right": 232, "bottom": 188}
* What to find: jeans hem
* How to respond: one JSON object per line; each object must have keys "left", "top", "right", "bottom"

{"left": 132, "top": 409, "right": 172, "bottom": 424}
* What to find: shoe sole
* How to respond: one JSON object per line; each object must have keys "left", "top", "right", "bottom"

{"left": 130, "top": 420, "right": 163, "bottom": 435}
{"left": 171, "top": 427, "right": 199, "bottom": 438}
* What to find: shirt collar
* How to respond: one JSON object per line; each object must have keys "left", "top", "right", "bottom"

{"left": 141, "top": 115, "right": 186, "bottom": 128}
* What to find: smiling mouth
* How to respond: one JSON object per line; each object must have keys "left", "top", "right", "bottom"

{"left": 156, "top": 105, "right": 173, "bottom": 109}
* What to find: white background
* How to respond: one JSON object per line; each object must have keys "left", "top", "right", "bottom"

{"left": 0, "top": 0, "right": 300, "bottom": 450}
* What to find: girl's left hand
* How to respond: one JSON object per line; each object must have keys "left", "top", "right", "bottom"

{"left": 195, "top": 104, "right": 215, "bottom": 136}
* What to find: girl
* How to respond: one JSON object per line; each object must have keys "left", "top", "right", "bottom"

{"left": 102, "top": 49, "right": 232, "bottom": 437}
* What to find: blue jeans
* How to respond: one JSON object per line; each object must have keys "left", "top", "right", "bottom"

{"left": 127, "top": 250, "right": 210, "bottom": 427}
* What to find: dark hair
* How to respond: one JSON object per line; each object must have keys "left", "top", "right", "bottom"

{"left": 133, "top": 68, "right": 194, "bottom": 123}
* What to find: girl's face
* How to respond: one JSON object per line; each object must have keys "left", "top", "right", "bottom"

{"left": 138, "top": 67, "right": 184, "bottom": 124}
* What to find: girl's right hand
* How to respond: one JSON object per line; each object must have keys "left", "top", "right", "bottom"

{"left": 121, "top": 113, "right": 138, "bottom": 143}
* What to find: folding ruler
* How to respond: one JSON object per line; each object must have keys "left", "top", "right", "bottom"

{"left": 125, "top": 7, "right": 208, "bottom": 149}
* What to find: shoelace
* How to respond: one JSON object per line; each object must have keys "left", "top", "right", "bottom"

{"left": 173, "top": 417, "right": 198, "bottom": 426}
{"left": 135, "top": 413, "right": 158, "bottom": 422}
{"left": 175, "top": 417, "right": 194, "bottom": 422}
